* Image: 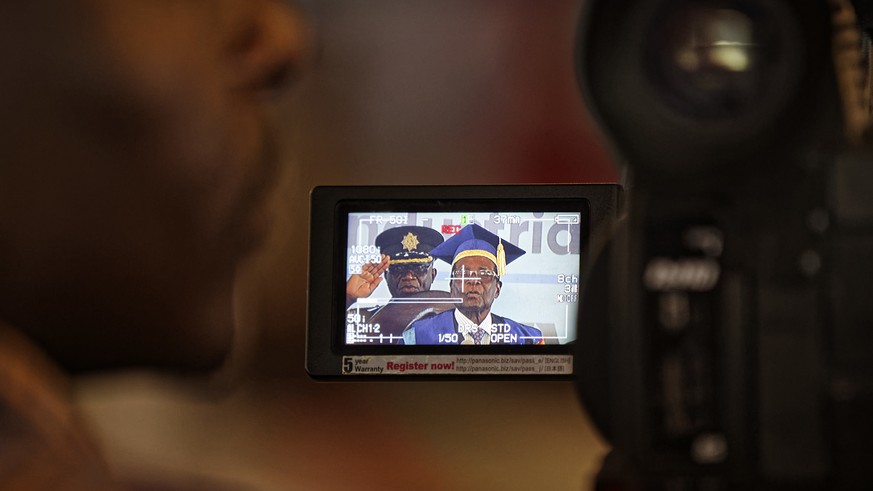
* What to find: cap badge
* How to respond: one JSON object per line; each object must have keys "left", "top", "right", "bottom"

{"left": 401, "top": 232, "right": 420, "bottom": 252}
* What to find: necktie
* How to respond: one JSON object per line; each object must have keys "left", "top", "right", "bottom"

{"left": 472, "top": 327, "right": 486, "bottom": 344}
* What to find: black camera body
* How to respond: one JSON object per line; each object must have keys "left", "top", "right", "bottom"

{"left": 576, "top": 0, "right": 873, "bottom": 487}
{"left": 306, "top": 0, "right": 873, "bottom": 487}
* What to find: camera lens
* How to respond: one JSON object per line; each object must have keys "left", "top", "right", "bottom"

{"left": 646, "top": 1, "right": 787, "bottom": 120}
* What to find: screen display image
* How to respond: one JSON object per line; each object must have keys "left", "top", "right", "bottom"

{"left": 343, "top": 211, "right": 583, "bottom": 346}
{"left": 307, "top": 184, "right": 619, "bottom": 378}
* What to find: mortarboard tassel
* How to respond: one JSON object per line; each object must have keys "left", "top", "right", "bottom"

{"left": 497, "top": 239, "right": 506, "bottom": 277}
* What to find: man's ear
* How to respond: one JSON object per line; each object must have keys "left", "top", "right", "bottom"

{"left": 494, "top": 280, "right": 501, "bottom": 298}
{"left": 430, "top": 268, "right": 437, "bottom": 281}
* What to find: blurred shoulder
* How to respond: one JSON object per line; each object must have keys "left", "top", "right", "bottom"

{"left": 0, "top": 324, "right": 123, "bottom": 490}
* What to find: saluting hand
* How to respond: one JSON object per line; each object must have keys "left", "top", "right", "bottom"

{"left": 346, "top": 254, "right": 390, "bottom": 304}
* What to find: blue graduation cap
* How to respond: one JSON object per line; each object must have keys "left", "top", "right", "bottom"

{"left": 429, "top": 223, "right": 525, "bottom": 277}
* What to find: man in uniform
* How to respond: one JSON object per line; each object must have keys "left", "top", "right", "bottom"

{"left": 402, "top": 224, "right": 543, "bottom": 345}
{"left": 345, "top": 226, "right": 448, "bottom": 342}
{"left": 346, "top": 225, "right": 445, "bottom": 305}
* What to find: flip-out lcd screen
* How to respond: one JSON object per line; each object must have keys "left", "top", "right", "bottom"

{"left": 306, "top": 185, "right": 620, "bottom": 379}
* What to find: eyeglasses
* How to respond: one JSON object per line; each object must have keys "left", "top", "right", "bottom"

{"left": 386, "top": 263, "right": 431, "bottom": 277}
{"left": 450, "top": 267, "right": 499, "bottom": 284}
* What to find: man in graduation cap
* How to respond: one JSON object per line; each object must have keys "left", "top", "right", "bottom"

{"left": 346, "top": 226, "right": 445, "bottom": 306}
{"left": 402, "top": 224, "right": 543, "bottom": 345}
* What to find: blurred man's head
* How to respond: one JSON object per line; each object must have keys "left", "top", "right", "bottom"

{"left": 0, "top": 1, "right": 306, "bottom": 371}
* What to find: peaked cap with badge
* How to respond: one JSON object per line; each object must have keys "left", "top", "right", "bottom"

{"left": 374, "top": 226, "right": 444, "bottom": 265}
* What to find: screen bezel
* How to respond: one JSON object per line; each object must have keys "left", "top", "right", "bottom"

{"left": 307, "top": 184, "right": 621, "bottom": 379}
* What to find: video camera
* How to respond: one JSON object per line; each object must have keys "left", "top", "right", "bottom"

{"left": 307, "top": 0, "right": 873, "bottom": 487}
